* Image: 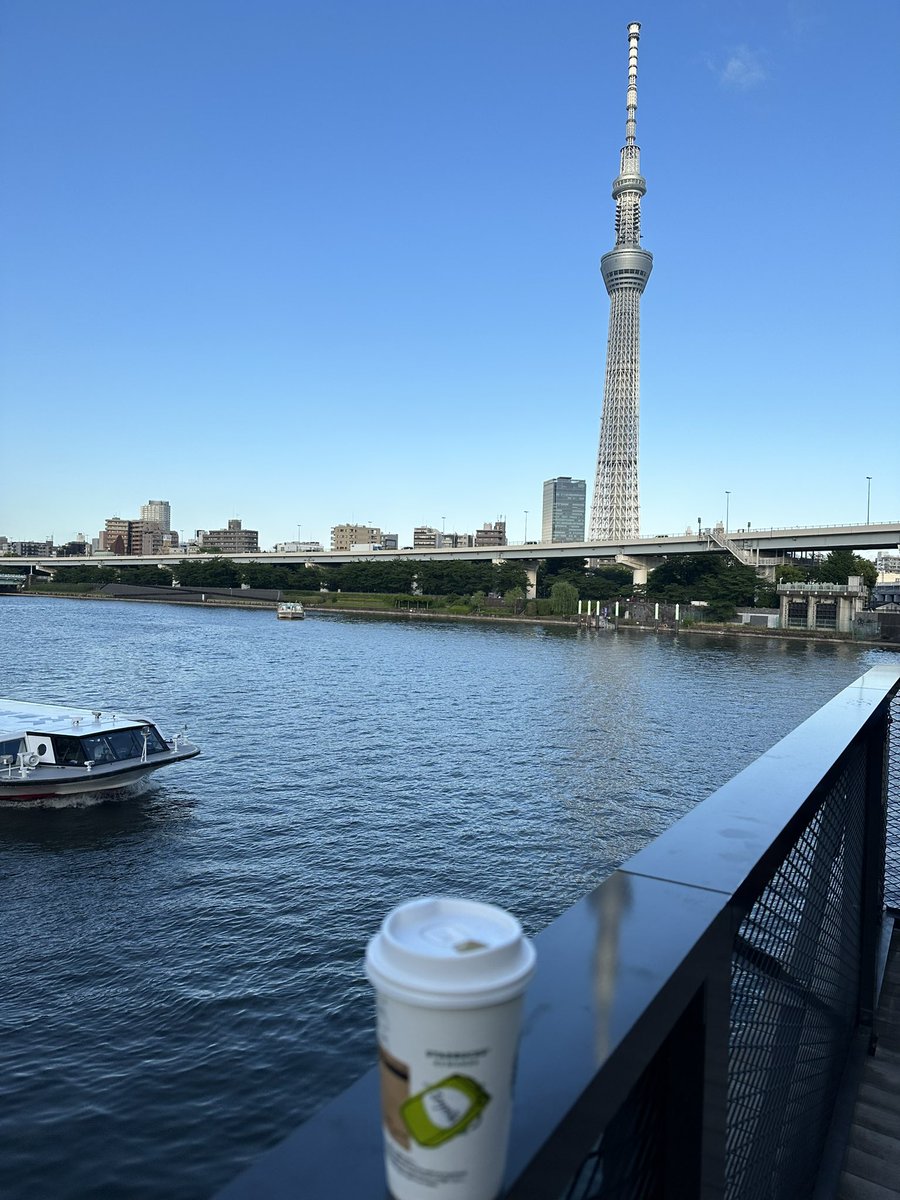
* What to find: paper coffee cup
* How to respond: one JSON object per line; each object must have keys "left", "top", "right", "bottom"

{"left": 365, "top": 896, "right": 536, "bottom": 1200}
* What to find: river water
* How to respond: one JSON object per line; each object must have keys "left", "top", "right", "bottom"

{"left": 1, "top": 596, "right": 895, "bottom": 1199}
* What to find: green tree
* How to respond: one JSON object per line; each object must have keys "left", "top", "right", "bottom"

{"left": 172, "top": 557, "right": 242, "bottom": 587}
{"left": 814, "top": 550, "right": 877, "bottom": 589}
{"left": 537, "top": 558, "right": 631, "bottom": 602}
{"left": 646, "top": 554, "right": 761, "bottom": 620}
{"left": 118, "top": 565, "right": 174, "bottom": 587}
{"left": 550, "top": 580, "right": 579, "bottom": 615}
{"left": 50, "top": 564, "right": 118, "bottom": 588}
{"left": 775, "top": 564, "right": 807, "bottom": 584}
{"left": 504, "top": 587, "right": 526, "bottom": 614}
{"left": 493, "top": 562, "right": 528, "bottom": 594}
{"left": 469, "top": 590, "right": 486, "bottom": 613}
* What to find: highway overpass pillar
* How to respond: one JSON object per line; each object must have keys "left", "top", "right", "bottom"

{"left": 524, "top": 561, "right": 538, "bottom": 601}
{"left": 615, "top": 554, "right": 660, "bottom": 586}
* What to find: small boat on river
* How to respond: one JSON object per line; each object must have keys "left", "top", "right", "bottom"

{"left": 276, "top": 602, "right": 305, "bottom": 620}
{"left": 0, "top": 699, "right": 200, "bottom": 802}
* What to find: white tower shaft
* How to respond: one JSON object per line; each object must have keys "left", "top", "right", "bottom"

{"left": 589, "top": 22, "right": 652, "bottom": 542}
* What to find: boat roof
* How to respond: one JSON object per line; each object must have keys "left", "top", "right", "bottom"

{"left": 0, "top": 699, "right": 157, "bottom": 740}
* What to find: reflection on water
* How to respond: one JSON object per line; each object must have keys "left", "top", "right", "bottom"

{"left": 0, "top": 597, "right": 893, "bottom": 1200}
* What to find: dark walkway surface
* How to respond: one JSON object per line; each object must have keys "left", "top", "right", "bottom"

{"left": 837, "top": 923, "right": 900, "bottom": 1199}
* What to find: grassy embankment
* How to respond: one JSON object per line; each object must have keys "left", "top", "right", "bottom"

{"left": 22, "top": 580, "right": 564, "bottom": 620}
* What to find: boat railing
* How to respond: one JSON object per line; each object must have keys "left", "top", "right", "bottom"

{"left": 2, "top": 751, "right": 41, "bottom": 778}
{"left": 215, "top": 664, "right": 900, "bottom": 1200}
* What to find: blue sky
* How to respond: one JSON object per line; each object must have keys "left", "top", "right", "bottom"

{"left": 2, "top": 0, "right": 898, "bottom": 549}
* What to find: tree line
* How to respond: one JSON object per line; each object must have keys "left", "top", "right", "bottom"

{"left": 37, "top": 548, "right": 877, "bottom": 621}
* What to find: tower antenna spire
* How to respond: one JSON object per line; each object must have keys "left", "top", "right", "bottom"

{"left": 588, "top": 21, "right": 652, "bottom": 542}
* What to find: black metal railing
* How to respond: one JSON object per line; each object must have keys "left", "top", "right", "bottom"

{"left": 886, "top": 689, "right": 900, "bottom": 911}
{"left": 216, "top": 664, "right": 900, "bottom": 1200}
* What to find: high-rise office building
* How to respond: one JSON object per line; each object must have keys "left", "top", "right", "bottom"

{"left": 588, "top": 23, "right": 652, "bottom": 541}
{"left": 542, "top": 477, "right": 586, "bottom": 543}
{"left": 140, "top": 500, "right": 171, "bottom": 533}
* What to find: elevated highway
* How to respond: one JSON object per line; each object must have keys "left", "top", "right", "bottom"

{"left": 5, "top": 522, "right": 898, "bottom": 596}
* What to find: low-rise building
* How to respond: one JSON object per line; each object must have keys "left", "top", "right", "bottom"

{"left": 876, "top": 553, "right": 900, "bottom": 583}
{"left": 777, "top": 576, "right": 869, "bottom": 633}
{"left": 200, "top": 519, "right": 259, "bottom": 555}
{"left": 442, "top": 532, "right": 474, "bottom": 548}
{"left": 331, "top": 524, "right": 382, "bottom": 552}
{"left": 273, "top": 541, "right": 324, "bottom": 553}
{"left": 413, "top": 527, "right": 442, "bottom": 549}
{"left": 7, "top": 540, "right": 54, "bottom": 556}
{"left": 474, "top": 520, "right": 507, "bottom": 548}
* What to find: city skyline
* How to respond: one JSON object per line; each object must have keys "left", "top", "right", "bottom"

{"left": 2, "top": 1, "right": 898, "bottom": 548}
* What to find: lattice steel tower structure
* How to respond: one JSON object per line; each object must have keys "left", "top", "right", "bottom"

{"left": 588, "top": 22, "right": 652, "bottom": 541}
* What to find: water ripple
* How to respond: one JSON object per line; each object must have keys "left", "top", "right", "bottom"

{"left": 0, "top": 597, "right": 892, "bottom": 1198}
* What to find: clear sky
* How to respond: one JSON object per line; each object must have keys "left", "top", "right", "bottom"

{"left": 2, "top": 0, "right": 898, "bottom": 549}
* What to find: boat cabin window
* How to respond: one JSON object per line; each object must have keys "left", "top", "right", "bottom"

{"left": 144, "top": 726, "right": 167, "bottom": 754}
{"left": 80, "top": 735, "right": 117, "bottom": 764}
{"left": 51, "top": 735, "right": 86, "bottom": 766}
{"left": 142, "top": 726, "right": 167, "bottom": 754}
{"left": 106, "top": 729, "right": 149, "bottom": 760}
{"left": 0, "top": 737, "right": 25, "bottom": 761}
{"left": 79, "top": 726, "right": 168, "bottom": 764}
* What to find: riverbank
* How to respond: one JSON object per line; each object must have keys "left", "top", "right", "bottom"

{"left": 5, "top": 590, "right": 896, "bottom": 648}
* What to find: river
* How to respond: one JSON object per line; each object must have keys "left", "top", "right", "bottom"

{"left": 1, "top": 597, "right": 895, "bottom": 1198}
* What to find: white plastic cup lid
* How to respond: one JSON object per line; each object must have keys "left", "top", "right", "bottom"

{"left": 365, "top": 896, "right": 536, "bottom": 1008}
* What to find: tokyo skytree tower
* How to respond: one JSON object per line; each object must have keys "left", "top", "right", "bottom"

{"left": 588, "top": 22, "right": 652, "bottom": 541}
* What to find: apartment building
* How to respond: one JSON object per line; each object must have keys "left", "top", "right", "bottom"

{"left": 474, "top": 520, "right": 507, "bottom": 548}
{"left": 331, "top": 524, "right": 382, "bottom": 551}
{"left": 200, "top": 519, "right": 259, "bottom": 554}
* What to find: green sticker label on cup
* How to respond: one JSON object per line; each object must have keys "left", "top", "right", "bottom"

{"left": 400, "top": 1074, "right": 491, "bottom": 1147}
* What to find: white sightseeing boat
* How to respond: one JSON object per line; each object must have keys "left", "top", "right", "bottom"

{"left": 276, "top": 602, "right": 305, "bottom": 620}
{"left": 0, "top": 699, "right": 200, "bottom": 802}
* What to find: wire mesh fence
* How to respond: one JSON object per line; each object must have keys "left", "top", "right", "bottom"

{"left": 726, "top": 748, "right": 866, "bottom": 1200}
{"left": 886, "top": 692, "right": 900, "bottom": 911}
{"left": 563, "top": 1058, "right": 665, "bottom": 1200}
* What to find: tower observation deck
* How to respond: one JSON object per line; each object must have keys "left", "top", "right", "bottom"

{"left": 588, "top": 22, "right": 652, "bottom": 541}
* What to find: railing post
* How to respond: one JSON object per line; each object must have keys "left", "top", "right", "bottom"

{"left": 671, "top": 960, "right": 729, "bottom": 1200}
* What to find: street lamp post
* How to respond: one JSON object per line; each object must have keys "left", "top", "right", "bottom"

{"left": 725, "top": 491, "right": 731, "bottom": 533}
{"left": 524, "top": 511, "right": 528, "bottom": 544}
{"left": 866, "top": 477, "right": 872, "bottom": 524}
{"left": 697, "top": 517, "right": 702, "bottom": 540}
